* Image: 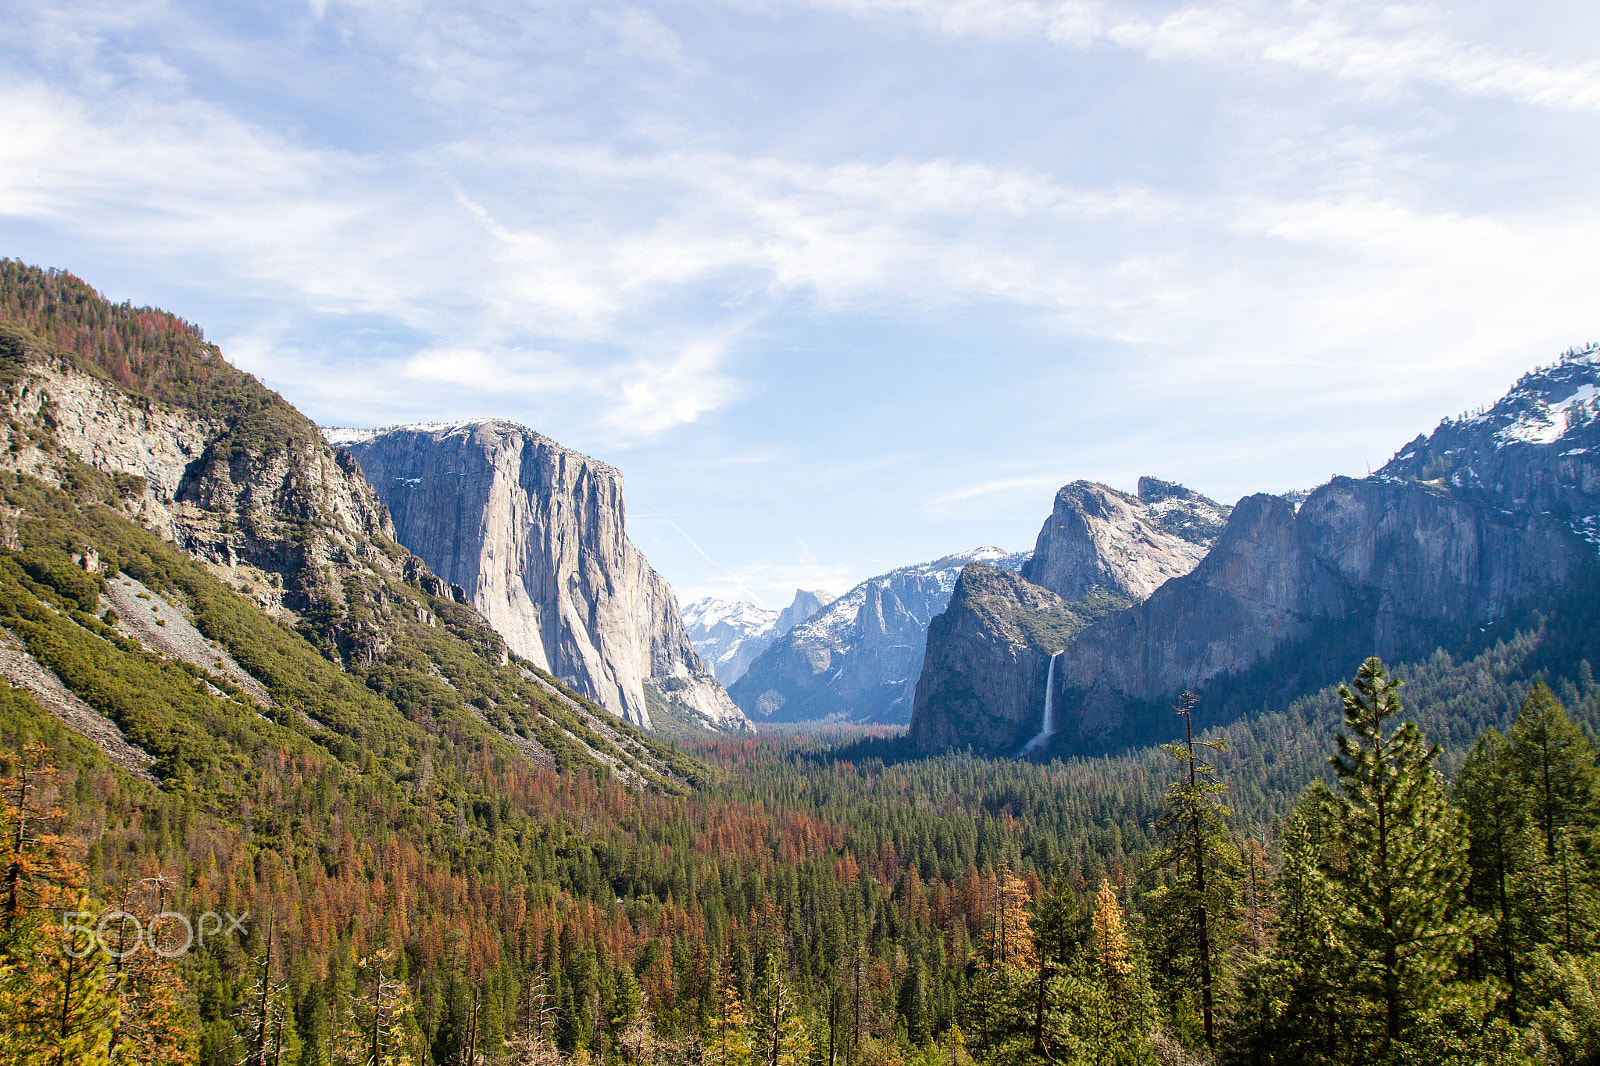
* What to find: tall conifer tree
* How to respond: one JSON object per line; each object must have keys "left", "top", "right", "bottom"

{"left": 1145, "top": 691, "right": 1238, "bottom": 1050}
{"left": 1506, "top": 681, "right": 1600, "bottom": 953}
{"left": 1323, "top": 658, "right": 1480, "bottom": 1056}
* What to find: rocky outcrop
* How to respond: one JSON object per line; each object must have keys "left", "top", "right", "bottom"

{"left": 0, "top": 340, "right": 395, "bottom": 631}
{"left": 908, "top": 477, "right": 1226, "bottom": 754}
{"left": 1046, "top": 471, "right": 1593, "bottom": 750}
{"left": 731, "top": 547, "right": 1026, "bottom": 724}
{"left": 335, "top": 422, "right": 751, "bottom": 732}
{"left": 1020, "top": 480, "right": 1228, "bottom": 601}
{"left": 908, "top": 565, "right": 1092, "bottom": 756}
{"left": 776, "top": 589, "right": 835, "bottom": 637}
{"left": 911, "top": 399, "right": 1600, "bottom": 757}
{"left": 0, "top": 268, "right": 712, "bottom": 789}
{"left": 683, "top": 588, "right": 835, "bottom": 685}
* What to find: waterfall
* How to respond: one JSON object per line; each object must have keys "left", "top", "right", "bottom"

{"left": 1020, "top": 651, "right": 1063, "bottom": 756}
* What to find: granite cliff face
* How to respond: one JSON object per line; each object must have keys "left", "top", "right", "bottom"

{"left": 682, "top": 588, "right": 835, "bottom": 685}
{"left": 909, "top": 477, "right": 1223, "bottom": 755}
{"left": 731, "top": 547, "right": 1026, "bottom": 724}
{"left": 335, "top": 422, "right": 750, "bottom": 732}
{"left": 1021, "top": 480, "right": 1228, "bottom": 601}
{"left": 1042, "top": 473, "right": 1591, "bottom": 749}
{"left": 908, "top": 565, "right": 1094, "bottom": 755}
{"left": 936, "top": 350, "right": 1600, "bottom": 755}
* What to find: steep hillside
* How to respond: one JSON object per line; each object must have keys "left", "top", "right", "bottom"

{"left": 0, "top": 262, "right": 704, "bottom": 783}
{"left": 333, "top": 422, "right": 750, "bottom": 733}
{"left": 730, "top": 547, "right": 1025, "bottom": 724}
{"left": 682, "top": 588, "right": 833, "bottom": 685}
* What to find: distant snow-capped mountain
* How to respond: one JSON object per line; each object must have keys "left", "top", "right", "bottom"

{"left": 728, "top": 547, "right": 1028, "bottom": 725}
{"left": 683, "top": 589, "right": 835, "bottom": 685}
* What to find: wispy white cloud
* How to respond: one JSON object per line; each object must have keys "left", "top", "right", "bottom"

{"left": 788, "top": 0, "right": 1600, "bottom": 111}
{"left": 3, "top": 0, "right": 1598, "bottom": 599}
{"left": 921, "top": 474, "right": 1064, "bottom": 518}
{"left": 5, "top": 66, "right": 1598, "bottom": 448}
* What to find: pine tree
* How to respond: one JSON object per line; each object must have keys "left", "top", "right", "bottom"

{"left": 1506, "top": 680, "right": 1600, "bottom": 954}
{"left": 1145, "top": 691, "right": 1238, "bottom": 1049}
{"left": 331, "top": 950, "right": 418, "bottom": 1066}
{"left": 1323, "top": 657, "right": 1481, "bottom": 1056}
{"left": 1090, "top": 881, "right": 1130, "bottom": 991}
{"left": 750, "top": 954, "right": 809, "bottom": 1066}
{"left": 1454, "top": 728, "right": 1539, "bottom": 1025}
{"left": 703, "top": 958, "right": 751, "bottom": 1066}
{"left": 1026, "top": 878, "right": 1080, "bottom": 1060}
{"left": 1228, "top": 787, "right": 1352, "bottom": 1064}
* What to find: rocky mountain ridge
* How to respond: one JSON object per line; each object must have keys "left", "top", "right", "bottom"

{"left": 682, "top": 588, "right": 835, "bottom": 685}
{"left": 910, "top": 348, "right": 1600, "bottom": 758}
{"left": 730, "top": 546, "right": 1026, "bottom": 724}
{"left": 909, "top": 477, "right": 1228, "bottom": 755}
{"left": 334, "top": 421, "right": 750, "bottom": 733}
{"left": 1020, "top": 479, "right": 1229, "bottom": 601}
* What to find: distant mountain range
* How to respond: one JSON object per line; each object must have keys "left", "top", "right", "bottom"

{"left": 726, "top": 546, "right": 1028, "bottom": 724}
{"left": 681, "top": 589, "right": 835, "bottom": 685}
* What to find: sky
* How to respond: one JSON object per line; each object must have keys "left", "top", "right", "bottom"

{"left": 3, "top": 0, "right": 1599, "bottom": 608}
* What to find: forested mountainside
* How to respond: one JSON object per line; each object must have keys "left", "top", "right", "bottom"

{"left": 333, "top": 423, "right": 749, "bottom": 734}
{"left": 1, "top": 260, "right": 1597, "bottom": 1066}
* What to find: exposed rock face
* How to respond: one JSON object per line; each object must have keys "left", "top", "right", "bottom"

{"left": 1047, "top": 469, "right": 1594, "bottom": 750}
{"left": 776, "top": 589, "right": 835, "bottom": 637}
{"left": 908, "top": 565, "right": 1091, "bottom": 756}
{"left": 909, "top": 477, "right": 1226, "bottom": 754}
{"left": 1021, "top": 480, "right": 1228, "bottom": 601}
{"left": 0, "top": 351, "right": 395, "bottom": 628}
{"left": 336, "top": 422, "right": 750, "bottom": 732}
{"left": 0, "top": 270, "right": 709, "bottom": 788}
{"left": 912, "top": 393, "right": 1600, "bottom": 757}
{"left": 731, "top": 547, "right": 1026, "bottom": 724}
{"left": 1379, "top": 344, "right": 1600, "bottom": 542}
{"left": 683, "top": 588, "right": 835, "bottom": 685}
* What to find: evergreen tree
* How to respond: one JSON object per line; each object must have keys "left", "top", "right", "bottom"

{"left": 1454, "top": 728, "right": 1539, "bottom": 1024}
{"left": 1228, "top": 786, "right": 1354, "bottom": 1064}
{"left": 750, "top": 954, "right": 809, "bottom": 1066}
{"left": 1145, "top": 691, "right": 1238, "bottom": 1050}
{"left": 1026, "top": 878, "right": 1080, "bottom": 1060}
{"left": 1324, "top": 658, "right": 1481, "bottom": 1055}
{"left": 331, "top": 950, "right": 419, "bottom": 1066}
{"left": 1324, "top": 658, "right": 1484, "bottom": 1057}
{"left": 1506, "top": 681, "right": 1600, "bottom": 954}
{"left": 703, "top": 959, "right": 751, "bottom": 1066}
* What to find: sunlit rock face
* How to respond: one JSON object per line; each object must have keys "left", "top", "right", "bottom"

{"left": 336, "top": 421, "right": 750, "bottom": 732}
{"left": 1021, "top": 479, "right": 1228, "bottom": 602}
